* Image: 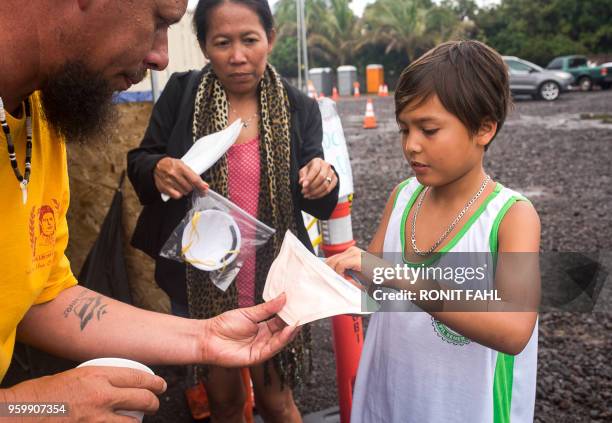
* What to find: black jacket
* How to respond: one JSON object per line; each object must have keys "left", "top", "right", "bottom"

{"left": 127, "top": 70, "right": 339, "bottom": 306}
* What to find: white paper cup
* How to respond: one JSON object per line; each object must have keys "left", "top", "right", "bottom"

{"left": 77, "top": 357, "right": 155, "bottom": 422}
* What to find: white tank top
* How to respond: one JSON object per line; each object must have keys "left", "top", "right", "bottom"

{"left": 351, "top": 178, "right": 538, "bottom": 423}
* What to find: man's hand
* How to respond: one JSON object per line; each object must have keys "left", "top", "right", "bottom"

{"left": 299, "top": 158, "right": 338, "bottom": 199}
{"left": 154, "top": 157, "right": 208, "bottom": 199}
{"left": 3, "top": 366, "right": 166, "bottom": 422}
{"left": 199, "top": 294, "right": 299, "bottom": 367}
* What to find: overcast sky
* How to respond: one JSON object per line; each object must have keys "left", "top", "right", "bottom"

{"left": 188, "top": 0, "right": 501, "bottom": 17}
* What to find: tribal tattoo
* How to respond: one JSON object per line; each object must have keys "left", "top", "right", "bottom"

{"left": 63, "top": 290, "right": 109, "bottom": 331}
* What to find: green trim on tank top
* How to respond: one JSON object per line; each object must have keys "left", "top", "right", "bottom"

{"left": 493, "top": 352, "right": 515, "bottom": 423}
{"left": 392, "top": 178, "right": 415, "bottom": 210}
{"left": 489, "top": 193, "right": 529, "bottom": 423}
{"left": 489, "top": 194, "right": 530, "bottom": 254}
{"left": 399, "top": 182, "right": 503, "bottom": 267}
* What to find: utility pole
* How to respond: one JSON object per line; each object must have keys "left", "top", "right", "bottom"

{"left": 299, "top": 0, "right": 309, "bottom": 91}
{"left": 295, "top": 0, "right": 309, "bottom": 92}
{"left": 296, "top": 0, "right": 302, "bottom": 91}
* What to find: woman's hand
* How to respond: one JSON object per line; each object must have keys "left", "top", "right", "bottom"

{"left": 154, "top": 157, "right": 209, "bottom": 200}
{"left": 299, "top": 158, "right": 338, "bottom": 199}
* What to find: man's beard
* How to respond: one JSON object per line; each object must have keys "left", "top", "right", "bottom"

{"left": 40, "top": 61, "right": 116, "bottom": 144}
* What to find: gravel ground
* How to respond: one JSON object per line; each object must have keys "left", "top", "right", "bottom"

{"left": 149, "top": 90, "right": 612, "bottom": 422}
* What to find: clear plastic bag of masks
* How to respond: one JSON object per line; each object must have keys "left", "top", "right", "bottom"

{"left": 160, "top": 189, "right": 275, "bottom": 292}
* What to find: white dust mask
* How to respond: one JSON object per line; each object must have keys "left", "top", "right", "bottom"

{"left": 263, "top": 231, "right": 372, "bottom": 326}
{"left": 161, "top": 119, "right": 243, "bottom": 202}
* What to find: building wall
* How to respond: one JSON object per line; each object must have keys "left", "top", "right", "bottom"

{"left": 129, "top": 11, "right": 207, "bottom": 94}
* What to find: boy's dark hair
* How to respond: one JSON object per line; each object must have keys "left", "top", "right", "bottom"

{"left": 193, "top": 0, "right": 275, "bottom": 44}
{"left": 395, "top": 40, "right": 511, "bottom": 148}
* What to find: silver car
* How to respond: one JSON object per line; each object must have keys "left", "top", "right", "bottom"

{"left": 503, "top": 56, "right": 574, "bottom": 101}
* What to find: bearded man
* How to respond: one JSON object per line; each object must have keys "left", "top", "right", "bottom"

{"left": 0, "top": 1, "right": 296, "bottom": 420}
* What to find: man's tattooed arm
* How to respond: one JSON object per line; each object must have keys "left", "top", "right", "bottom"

{"left": 19, "top": 284, "right": 202, "bottom": 366}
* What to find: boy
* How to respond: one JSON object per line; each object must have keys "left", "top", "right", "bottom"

{"left": 327, "top": 40, "right": 540, "bottom": 422}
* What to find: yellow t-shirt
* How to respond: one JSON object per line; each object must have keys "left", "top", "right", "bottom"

{"left": 0, "top": 92, "right": 78, "bottom": 381}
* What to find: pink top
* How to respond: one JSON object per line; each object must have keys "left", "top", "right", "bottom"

{"left": 227, "top": 136, "right": 260, "bottom": 307}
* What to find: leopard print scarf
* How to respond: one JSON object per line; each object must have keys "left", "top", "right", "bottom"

{"left": 186, "top": 64, "right": 311, "bottom": 387}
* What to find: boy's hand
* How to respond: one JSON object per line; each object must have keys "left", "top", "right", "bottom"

{"left": 325, "top": 246, "right": 364, "bottom": 276}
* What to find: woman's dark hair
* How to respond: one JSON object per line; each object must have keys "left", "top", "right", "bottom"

{"left": 193, "top": 0, "right": 275, "bottom": 43}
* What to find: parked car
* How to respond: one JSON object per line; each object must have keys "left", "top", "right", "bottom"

{"left": 503, "top": 56, "right": 574, "bottom": 101}
{"left": 546, "top": 55, "right": 612, "bottom": 91}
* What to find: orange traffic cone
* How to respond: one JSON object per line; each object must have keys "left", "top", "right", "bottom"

{"left": 332, "top": 86, "right": 340, "bottom": 101}
{"left": 383, "top": 84, "right": 389, "bottom": 96}
{"left": 185, "top": 368, "right": 255, "bottom": 421}
{"left": 363, "top": 98, "right": 377, "bottom": 129}
{"left": 184, "top": 383, "right": 209, "bottom": 420}
{"left": 377, "top": 84, "right": 385, "bottom": 96}
{"left": 353, "top": 82, "right": 361, "bottom": 97}
{"left": 320, "top": 197, "right": 364, "bottom": 423}
{"left": 241, "top": 368, "right": 255, "bottom": 423}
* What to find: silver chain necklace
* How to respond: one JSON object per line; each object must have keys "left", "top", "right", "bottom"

{"left": 411, "top": 174, "right": 491, "bottom": 256}
{"left": 227, "top": 101, "right": 259, "bottom": 128}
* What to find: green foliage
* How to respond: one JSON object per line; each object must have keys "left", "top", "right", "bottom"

{"left": 508, "top": 35, "right": 587, "bottom": 67}
{"left": 426, "top": 3, "right": 477, "bottom": 46}
{"left": 362, "top": 0, "right": 431, "bottom": 61}
{"left": 475, "top": 0, "right": 612, "bottom": 65}
{"left": 307, "top": 0, "right": 365, "bottom": 68}
{"left": 268, "top": 0, "right": 611, "bottom": 78}
{"left": 270, "top": 35, "right": 299, "bottom": 78}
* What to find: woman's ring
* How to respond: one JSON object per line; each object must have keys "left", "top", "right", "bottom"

{"left": 325, "top": 176, "right": 333, "bottom": 184}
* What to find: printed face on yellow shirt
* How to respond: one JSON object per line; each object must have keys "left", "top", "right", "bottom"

{"left": 39, "top": 208, "right": 56, "bottom": 238}
{"left": 33, "top": 203, "right": 59, "bottom": 261}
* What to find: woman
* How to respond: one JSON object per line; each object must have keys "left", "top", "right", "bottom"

{"left": 127, "top": 0, "right": 339, "bottom": 421}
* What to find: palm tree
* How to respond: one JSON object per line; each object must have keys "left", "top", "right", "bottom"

{"left": 272, "top": 0, "right": 298, "bottom": 37}
{"left": 362, "top": 0, "right": 432, "bottom": 62}
{"left": 426, "top": 3, "right": 476, "bottom": 46}
{"left": 270, "top": 0, "right": 326, "bottom": 77}
{"left": 273, "top": 0, "right": 364, "bottom": 69}
{"left": 307, "top": 0, "right": 366, "bottom": 68}
{"left": 273, "top": 0, "right": 327, "bottom": 40}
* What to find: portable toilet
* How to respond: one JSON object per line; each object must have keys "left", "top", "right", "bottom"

{"left": 309, "top": 67, "right": 333, "bottom": 97}
{"left": 366, "top": 64, "right": 384, "bottom": 94}
{"left": 337, "top": 65, "right": 357, "bottom": 96}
